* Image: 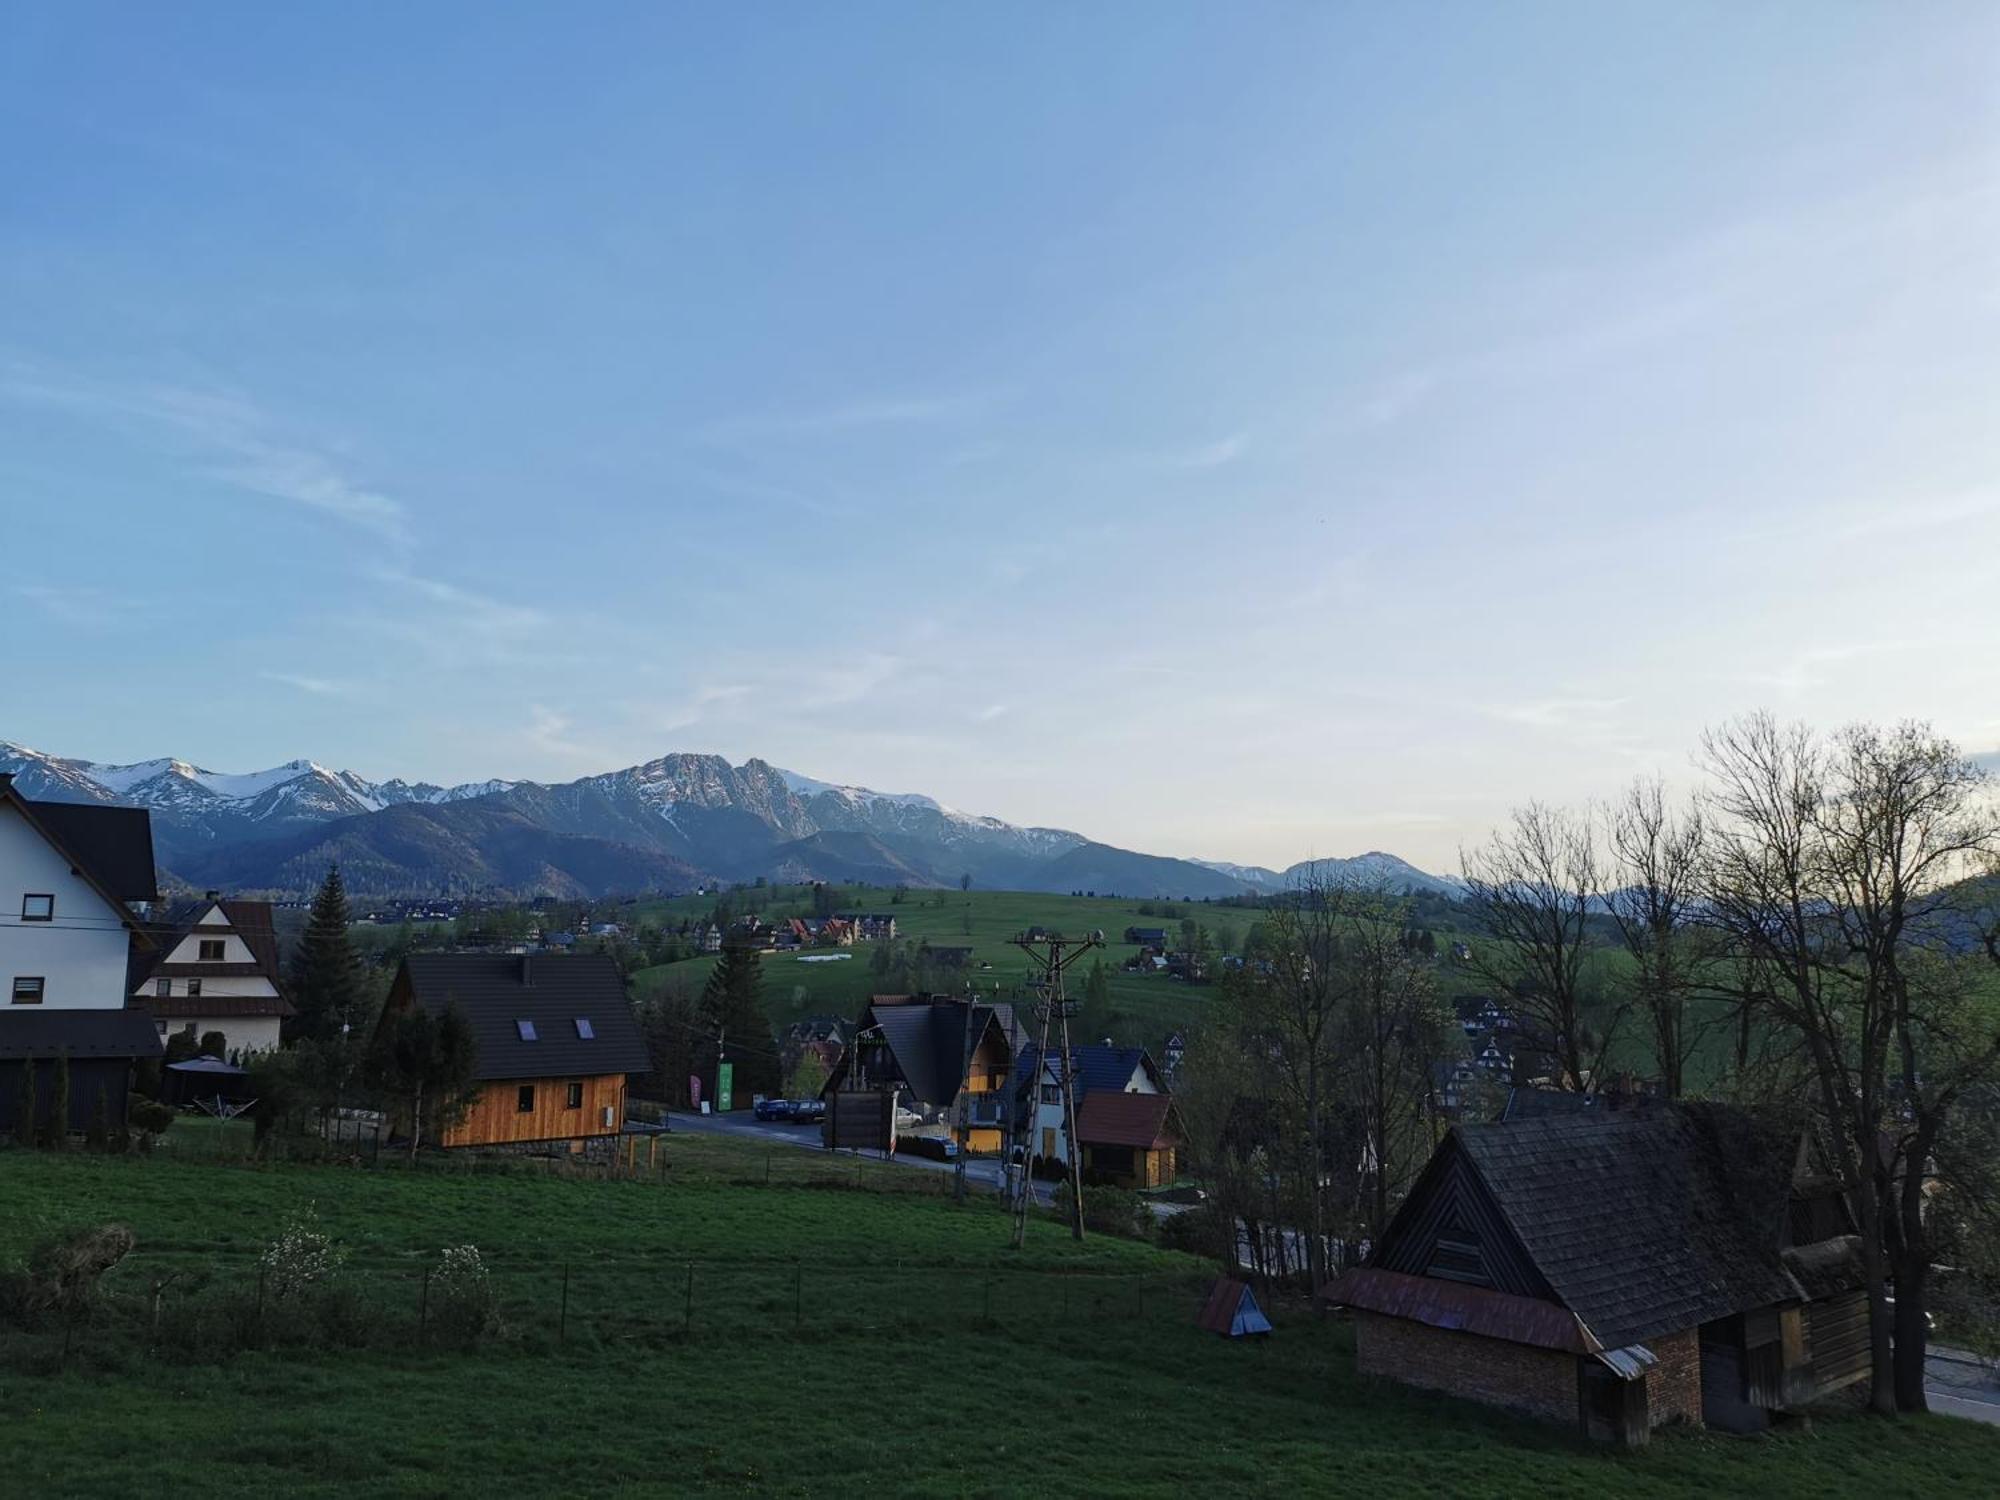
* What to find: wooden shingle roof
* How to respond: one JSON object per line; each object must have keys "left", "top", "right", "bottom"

{"left": 1448, "top": 1105, "right": 1806, "bottom": 1349}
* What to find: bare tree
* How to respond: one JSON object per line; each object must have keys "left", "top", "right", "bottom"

{"left": 1337, "top": 889, "right": 1450, "bottom": 1244}
{"left": 1605, "top": 777, "right": 1715, "bottom": 1098}
{"left": 1461, "top": 802, "right": 1619, "bottom": 1091}
{"left": 1699, "top": 714, "right": 1998, "bottom": 1414}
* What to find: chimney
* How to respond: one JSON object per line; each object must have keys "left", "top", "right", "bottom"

{"left": 519, "top": 955, "right": 532, "bottom": 987}
{"left": 204, "top": 889, "right": 220, "bottom": 902}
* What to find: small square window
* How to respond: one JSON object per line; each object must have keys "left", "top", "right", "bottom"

{"left": 573, "top": 1018, "right": 595, "bottom": 1039}
{"left": 156, "top": 977, "right": 171, "bottom": 998}
{"left": 21, "top": 894, "right": 53, "bottom": 922}
{"left": 198, "top": 939, "right": 226, "bottom": 962}
{"left": 566, "top": 1081, "right": 584, "bottom": 1109}
{"left": 516, "top": 1085, "right": 536, "bottom": 1113}
{"left": 516, "top": 1019, "right": 538, "bottom": 1041}
{"left": 11, "top": 976, "right": 45, "bottom": 1005}
{"left": 187, "top": 979, "right": 202, "bottom": 998}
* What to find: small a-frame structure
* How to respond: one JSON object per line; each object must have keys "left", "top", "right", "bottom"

{"left": 1197, "top": 1277, "right": 1273, "bottom": 1338}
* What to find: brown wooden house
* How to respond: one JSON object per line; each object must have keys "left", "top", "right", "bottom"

{"left": 1075, "top": 1089, "right": 1181, "bottom": 1188}
{"left": 376, "top": 953, "right": 649, "bottom": 1150}
{"left": 822, "top": 996, "right": 1022, "bottom": 1154}
{"left": 1323, "top": 1103, "right": 1868, "bottom": 1445}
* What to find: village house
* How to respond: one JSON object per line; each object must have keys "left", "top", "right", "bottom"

{"left": 0, "top": 774, "right": 164, "bottom": 1134}
{"left": 129, "top": 892, "right": 293, "bottom": 1055}
{"left": 373, "top": 952, "right": 650, "bottom": 1151}
{"left": 1014, "top": 1043, "right": 1182, "bottom": 1188}
{"left": 835, "top": 911, "right": 898, "bottom": 941}
{"left": 822, "top": 995, "right": 1024, "bottom": 1153}
{"left": 1323, "top": 1102, "right": 1869, "bottom": 1446}
{"left": 1123, "top": 926, "right": 1170, "bottom": 947}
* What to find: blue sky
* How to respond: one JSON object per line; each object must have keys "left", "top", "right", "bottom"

{"left": 4, "top": 4, "right": 1996, "bottom": 870}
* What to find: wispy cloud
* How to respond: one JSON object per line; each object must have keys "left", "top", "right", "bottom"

{"left": 520, "top": 704, "right": 608, "bottom": 771}
{"left": 259, "top": 670, "right": 349, "bottom": 697}
{"left": 639, "top": 682, "right": 755, "bottom": 735}
{"left": 9, "top": 583, "right": 133, "bottom": 627}
{"left": 972, "top": 703, "right": 1007, "bottom": 723}
{"left": 369, "top": 569, "right": 548, "bottom": 635}
{"left": 0, "top": 371, "right": 412, "bottom": 550}
{"left": 690, "top": 392, "right": 991, "bottom": 445}
{"left": 1486, "top": 696, "right": 1631, "bottom": 732}
{"left": 1172, "top": 433, "right": 1248, "bottom": 469}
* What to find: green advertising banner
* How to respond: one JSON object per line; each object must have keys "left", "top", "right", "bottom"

{"left": 717, "top": 1061, "right": 734, "bottom": 1113}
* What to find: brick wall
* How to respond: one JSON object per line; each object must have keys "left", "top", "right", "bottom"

{"left": 1645, "top": 1328, "right": 1703, "bottom": 1428}
{"left": 1354, "top": 1312, "right": 1577, "bottom": 1426}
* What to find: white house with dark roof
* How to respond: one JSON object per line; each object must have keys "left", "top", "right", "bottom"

{"left": 130, "top": 894, "right": 293, "bottom": 1054}
{"left": 0, "top": 773, "right": 164, "bottom": 1135}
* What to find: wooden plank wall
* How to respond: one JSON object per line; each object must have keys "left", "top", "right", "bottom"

{"left": 441, "top": 1073, "right": 626, "bottom": 1147}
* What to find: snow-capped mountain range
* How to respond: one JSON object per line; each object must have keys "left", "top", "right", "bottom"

{"left": 0, "top": 739, "right": 1458, "bottom": 901}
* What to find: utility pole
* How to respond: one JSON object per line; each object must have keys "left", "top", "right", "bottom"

{"left": 1008, "top": 929, "right": 1103, "bottom": 1248}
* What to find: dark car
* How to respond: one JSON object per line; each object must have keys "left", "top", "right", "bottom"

{"left": 754, "top": 1098, "right": 796, "bottom": 1122}
{"left": 795, "top": 1098, "right": 826, "bottom": 1124}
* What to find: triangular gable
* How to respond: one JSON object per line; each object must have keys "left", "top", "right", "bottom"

{"left": 0, "top": 784, "right": 156, "bottom": 948}
{"left": 1372, "top": 1132, "right": 1553, "bottom": 1302}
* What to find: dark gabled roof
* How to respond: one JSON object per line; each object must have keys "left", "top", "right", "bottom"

{"left": 17, "top": 795, "right": 159, "bottom": 902}
{"left": 1015, "top": 1043, "right": 1160, "bottom": 1100}
{"left": 392, "top": 953, "right": 649, "bottom": 1083}
{"left": 1076, "top": 1090, "right": 1180, "bottom": 1150}
{"left": 1324, "top": 1267, "right": 1595, "bottom": 1353}
{"left": 863, "top": 999, "right": 1018, "bottom": 1108}
{"left": 1447, "top": 1105, "right": 1806, "bottom": 1349}
{"left": 0, "top": 1008, "right": 164, "bottom": 1061}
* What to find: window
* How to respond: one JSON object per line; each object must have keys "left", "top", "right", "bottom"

{"left": 186, "top": 979, "right": 202, "bottom": 998}
{"left": 566, "top": 1081, "right": 584, "bottom": 1109}
{"left": 156, "top": 1021, "right": 168, "bottom": 1035}
{"left": 198, "top": 939, "right": 226, "bottom": 962}
{"left": 516, "top": 1085, "right": 536, "bottom": 1113}
{"left": 1041, "top": 1084, "right": 1061, "bottom": 1105}
{"left": 573, "top": 1017, "right": 594, "bottom": 1039}
{"left": 516, "top": 1019, "right": 538, "bottom": 1041}
{"left": 21, "top": 894, "right": 53, "bottom": 922}
{"left": 156, "top": 977, "right": 171, "bottom": 998}
{"left": 11, "top": 977, "right": 45, "bottom": 1005}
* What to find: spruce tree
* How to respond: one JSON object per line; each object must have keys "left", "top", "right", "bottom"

{"left": 699, "top": 941, "right": 780, "bottom": 1101}
{"left": 290, "top": 864, "right": 363, "bottom": 1044}
{"left": 49, "top": 1051, "right": 70, "bottom": 1150}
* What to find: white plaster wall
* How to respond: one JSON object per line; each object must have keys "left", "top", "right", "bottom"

{"left": 0, "top": 802, "right": 134, "bottom": 1009}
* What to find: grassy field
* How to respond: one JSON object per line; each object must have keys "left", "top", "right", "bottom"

{"left": 629, "top": 887, "right": 1247, "bottom": 1045}
{"left": 1, "top": 1132, "right": 1994, "bottom": 1497}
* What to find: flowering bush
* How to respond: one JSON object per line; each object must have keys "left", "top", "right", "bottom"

{"left": 259, "top": 1205, "right": 347, "bottom": 1298}
{"left": 430, "top": 1243, "right": 497, "bottom": 1342}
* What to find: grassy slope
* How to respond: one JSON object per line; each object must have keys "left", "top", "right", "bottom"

{"left": 628, "top": 888, "right": 1248, "bottom": 1045}
{"left": 1, "top": 1138, "right": 1992, "bottom": 1498}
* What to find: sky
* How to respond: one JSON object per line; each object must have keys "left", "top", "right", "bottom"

{"left": 3, "top": 4, "right": 1997, "bottom": 873}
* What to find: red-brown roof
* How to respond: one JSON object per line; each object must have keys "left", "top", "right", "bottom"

{"left": 1075, "top": 1090, "right": 1179, "bottom": 1150}
{"left": 143, "top": 994, "right": 295, "bottom": 1019}
{"left": 1320, "top": 1266, "right": 1597, "bottom": 1354}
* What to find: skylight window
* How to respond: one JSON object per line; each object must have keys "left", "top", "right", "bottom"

{"left": 516, "top": 1019, "right": 538, "bottom": 1041}
{"left": 574, "top": 1018, "right": 595, "bottom": 1039}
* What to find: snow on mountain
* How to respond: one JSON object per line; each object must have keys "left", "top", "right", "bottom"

{"left": 775, "top": 767, "right": 952, "bottom": 814}
{"left": 1190, "top": 859, "right": 1286, "bottom": 889}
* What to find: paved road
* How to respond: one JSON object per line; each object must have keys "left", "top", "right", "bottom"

{"left": 1928, "top": 1345, "right": 2000, "bottom": 1425}
{"left": 665, "top": 1109, "right": 1057, "bottom": 1207}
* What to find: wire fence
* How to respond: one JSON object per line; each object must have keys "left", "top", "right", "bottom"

{"left": 3, "top": 1251, "right": 1226, "bottom": 1372}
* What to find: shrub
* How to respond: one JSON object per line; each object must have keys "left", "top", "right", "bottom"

{"left": 1156, "top": 1200, "right": 1232, "bottom": 1260}
{"left": 428, "top": 1244, "right": 497, "bottom": 1345}
{"left": 128, "top": 1097, "right": 174, "bottom": 1138}
{"left": 260, "top": 1205, "right": 348, "bottom": 1299}
{"left": 1052, "top": 1182, "right": 1154, "bottom": 1242}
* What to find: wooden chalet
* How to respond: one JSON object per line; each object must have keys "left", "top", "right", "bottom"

{"left": 822, "top": 995, "right": 1023, "bottom": 1153}
{"left": 1323, "top": 1102, "right": 1868, "bottom": 1445}
{"left": 375, "top": 953, "right": 649, "bottom": 1150}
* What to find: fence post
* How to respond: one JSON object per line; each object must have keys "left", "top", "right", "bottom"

{"left": 559, "top": 1263, "right": 570, "bottom": 1345}
{"left": 256, "top": 1263, "right": 266, "bottom": 1342}
{"left": 794, "top": 1262, "right": 802, "bottom": 1328}
{"left": 767, "top": 1149, "right": 773, "bottom": 1186}
{"left": 418, "top": 1266, "right": 430, "bottom": 1343}
{"left": 983, "top": 1276, "right": 992, "bottom": 1323}
{"left": 684, "top": 1261, "right": 694, "bottom": 1334}
{"left": 1062, "top": 1279, "right": 1069, "bottom": 1321}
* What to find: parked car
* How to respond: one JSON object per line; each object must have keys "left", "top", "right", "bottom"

{"left": 795, "top": 1098, "right": 826, "bottom": 1123}
{"left": 754, "top": 1098, "right": 796, "bottom": 1122}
